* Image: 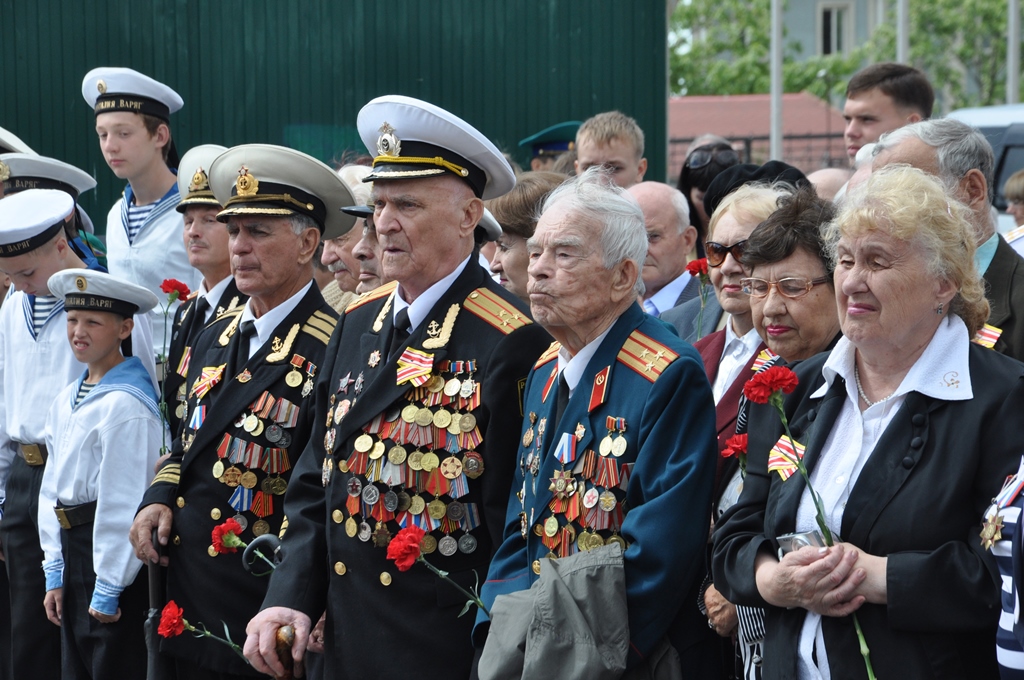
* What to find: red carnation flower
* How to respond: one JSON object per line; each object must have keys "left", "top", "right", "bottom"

{"left": 160, "top": 278, "right": 191, "bottom": 303}
{"left": 386, "top": 526, "right": 426, "bottom": 572}
{"left": 158, "top": 600, "right": 186, "bottom": 638}
{"left": 743, "top": 366, "right": 799, "bottom": 405}
{"left": 685, "top": 258, "right": 709, "bottom": 278}
{"left": 211, "top": 518, "right": 244, "bottom": 554}
{"left": 722, "top": 433, "right": 747, "bottom": 459}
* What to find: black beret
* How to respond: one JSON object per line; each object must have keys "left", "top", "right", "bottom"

{"left": 703, "top": 161, "right": 809, "bottom": 218}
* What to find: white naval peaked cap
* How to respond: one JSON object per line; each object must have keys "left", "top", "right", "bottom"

{"left": 0, "top": 189, "right": 74, "bottom": 257}
{"left": 49, "top": 268, "right": 159, "bottom": 316}
{"left": 0, "top": 126, "right": 36, "bottom": 155}
{"left": 81, "top": 67, "right": 184, "bottom": 120}
{"left": 0, "top": 153, "right": 96, "bottom": 198}
{"left": 478, "top": 208, "right": 501, "bottom": 241}
{"left": 208, "top": 144, "right": 357, "bottom": 241}
{"left": 357, "top": 95, "right": 516, "bottom": 202}
{"left": 177, "top": 144, "right": 228, "bottom": 212}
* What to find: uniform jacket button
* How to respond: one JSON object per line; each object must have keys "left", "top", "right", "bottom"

{"left": 334, "top": 562, "right": 347, "bottom": 576}
{"left": 912, "top": 414, "right": 926, "bottom": 426}
{"left": 910, "top": 437, "right": 924, "bottom": 449}
{"left": 902, "top": 456, "right": 915, "bottom": 469}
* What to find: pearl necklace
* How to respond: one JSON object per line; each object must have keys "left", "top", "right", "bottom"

{"left": 854, "top": 365, "right": 896, "bottom": 407}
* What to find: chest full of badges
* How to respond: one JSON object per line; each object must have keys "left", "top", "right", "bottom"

{"left": 519, "top": 413, "right": 633, "bottom": 562}
{"left": 323, "top": 359, "right": 486, "bottom": 557}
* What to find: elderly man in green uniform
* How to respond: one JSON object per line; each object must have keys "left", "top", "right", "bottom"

{"left": 475, "top": 168, "right": 718, "bottom": 676}
{"left": 129, "top": 144, "right": 355, "bottom": 680}
{"left": 244, "top": 95, "right": 551, "bottom": 679}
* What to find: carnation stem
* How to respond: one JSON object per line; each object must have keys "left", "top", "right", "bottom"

{"left": 773, "top": 399, "right": 874, "bottom": 677}
{"left": 696, "top": 282, "right": 708, "bottom": 340}
{"left": 186, "top": 621, "right": 250, "bottom": 664}
{"left": 418, "top": 557, "right": 491, "bottom": 619}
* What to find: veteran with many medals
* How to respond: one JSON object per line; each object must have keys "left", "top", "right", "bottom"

{"left": 245, "top": 96, "right": 552, "bottom": 679}
{"left": 130, "top": 144, "right": 356, "bottom": 678}
{"left": 475, "top": 168, "right": 719, "bottom": 675}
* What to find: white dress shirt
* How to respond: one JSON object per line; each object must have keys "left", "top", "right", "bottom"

{"left": 238, "top": 281, "right": 313, "bottom": 360}
{"left": 393, "top": 256, "right": 471, "bottom": 332}
{"left": 712, "top": 322, "right": 762, "bottom": 404}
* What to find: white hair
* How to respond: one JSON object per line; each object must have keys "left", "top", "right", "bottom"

{"left": 541, "top": 166, "right": 648, "bottom": 296}
{"left": 290, "top": 213, "right": 321, "bottom": 236}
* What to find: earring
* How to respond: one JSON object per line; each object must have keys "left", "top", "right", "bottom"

{"left": 936, "top": 303, "right": 944, "bottom": 315}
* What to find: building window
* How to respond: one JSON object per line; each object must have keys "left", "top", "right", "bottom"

{"left": 819, "top": 3, "right": 852, "bottom": 55}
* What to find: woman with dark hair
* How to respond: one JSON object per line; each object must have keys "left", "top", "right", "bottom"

{"left": 486, "top": 171, "right": 564, "bottom": 302}
{"left": 677, "top": 139, "right": 741, "bottom": 255}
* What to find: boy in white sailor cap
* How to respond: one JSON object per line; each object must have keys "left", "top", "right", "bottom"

{"left": 39, "top": 269, "right": 163, "bottom": 680}
{"left": 82, "top": 66, "right": 198, "bottom": 361}
{"left": 163, "top": 144, "right": 248, "bottom": 436}
{"left": 245, "top": 96, "right": 551, "bottom": 680}
{"left": 0, "top": 189, "right": 154, "bottom": 678}
{"left": 1, "top": 152, "right": 106, "bottom": 266}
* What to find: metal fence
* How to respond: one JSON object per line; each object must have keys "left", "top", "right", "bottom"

{"left": 667, "top": 133, "right": 848, "bottom": 183}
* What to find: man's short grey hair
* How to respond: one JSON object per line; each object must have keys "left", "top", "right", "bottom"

{"left": 874, "top": 119, "right": 995, "bottom": 204}
{"left": 669, "top": 188, "right": 691, "bottom": 234}
{"left": 539, "top": 166, "right": 648, "bottom": 296}
{"left": 290, "top": 213, "right": 321, "bottom": 236}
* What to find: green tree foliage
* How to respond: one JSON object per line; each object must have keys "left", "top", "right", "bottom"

{"left": 671, "top": 0, "right": 1022, "bottom": 111}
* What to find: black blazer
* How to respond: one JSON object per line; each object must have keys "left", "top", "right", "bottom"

{"left": 163, "top": 277, "right": 247, "bottom": 435}
{"left": 143, "top": 283, "right": 335, "bottom": 675}
{"left": 984, "top": 235, "right": 1024, "bottom": 362}
{"left": 713, "top": 342, "right": 1024, "bottom": 679}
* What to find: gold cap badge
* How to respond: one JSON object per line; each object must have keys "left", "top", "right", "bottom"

{"left": 189, "top": 166, "right": 210, "bottom": 193}
{"left": 0, "top": 161, "right": 9, "bottom": 183}
{"left": 75, "top": 276, "right": 87, "bottom": 292}
{"left": 376, "top": 122, "right": 402, "bottom": 158}
{"left": 235, "top": 165, "right": 259, "bottom": 197}
{"left": 96, "top": 79, "right": 107, "bottom": 95}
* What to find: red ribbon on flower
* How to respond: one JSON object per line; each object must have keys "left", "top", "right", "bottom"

{"left": 386, "top": 526, "right": 426, "bottom": 572}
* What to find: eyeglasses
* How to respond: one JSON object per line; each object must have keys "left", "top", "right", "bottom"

{"left": 685, "top": 146, "right": 740, "bottom": 170}
{"left": 741, "top": 276, "right": 831, "bottom": 299}
{"left": 705, "top": 240, "right": 748, "bottom": 267}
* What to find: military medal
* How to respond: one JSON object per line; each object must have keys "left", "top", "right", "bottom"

{"left": 383, "top": 490, "right": 399, "bottom": 512}
{"left": 285, "top": 357, "right": 304, "bottom": 387}
{"left": 414, "top": 407, "right": 433, "bottom": 427}
{"left": 401, "top": 404, "right": 419, "bottom": 423}
{"left": 458, "top": 534, "right": 477, "bottom": 554}
{"left": 322, "top": 457, "right": 334, "bottom": 486}
{"left": 427, "top": 497, "right": 447, "bottom": 519}
{"left": 278, "top": 431, "right": 292, "bottom": 449}
{"left": 243, "top": 414, "right": 259, "bottom": 433}
{"left": 338, "top": 372, "right": 354, "bottom": 394}
{"left": 432, "top": 408, "right": 452, "bottom": 429}
{"left": 438, "top": 535, "right": 458, "bottom": 556}
{"left": 237, "top": 369, "right": 253, "bottom": 384}
{"left": 347, "top": 477, "right": 363, "bottom": 497}
{"left": 252, "top": 520, "right": 270, "bottom": 536}
{"left": 233, "top": 514, "right": 249, "bottom": 532}
{"left": 408, "top": 450, "right": 424, "bottom": 471}
{"left": 396, "top": 491, "right": 412, "bottom": 513}
{"left": 447, "top": 413, "right": 463, "bottom": 435}
{"left": 223, "top": 466, "right": 242, "bottom": 487}
{"left": 598, "top": 489, "right": 617, "bottom": 512}
{"left": 175, "top": 403, "right": 186, "bottom": 419}
{"left": 324, "top": 429, "right": 336, "bottom": 453}
{"left": 611, "top": 418, "right": 628, "bottom": 457}
{"left": 354, "top": 434, "right": 374, "bottom": 453}
{"left": 459, "top": 413, "right": 477, "bottom": 432}
{"left": 269, "top": 477, "right": 288, "bottom": 495}
{"left": 353, "top": 372, "right": 365, "bottom": 394}
{"left": 409, "top": 495, "right": 426, "bottom": 515}
{"left": 240, "top": 471, "right": 258, "bottom": 490}
{"left": 523, "top": 412, "right": 536, "bottom": 448}
{"left": 462, "top": 451, "right": 485, "bottom": 479}
{"left": 357, "top": 521, "right": 372, "bottom": 542}
{"left": 607, "top": 533, "right": 627, "bottom": 550}
{"left": 421, "top": 451, "right": 440, "bottom": 472}
{"left": 252, "top": 420, "right": 264, "bottom": 437}
{"left": 212, "top": 460, "right": 226, "bottom": 479}
{"left": 302, "top": 361, "right": 317, "bottom": 397}
{"left": 335, "top": 399, "right": 350, "bottom": 425}
{"left": 368, "top": 350, "right": 381, "bottom": 368}
{"left": 544, "top": 515, "right": 559, "bottom": 538}
{"left": 444, "top": 374, "right": 462, "bottom": 397}
{"left": 446, "top": 500, "right": 466, "bottom": 521}
{"left": 426, "top": 374, "right": 445, "bottom": 393}
{"left": 266, "top": 424, "right": 283, "bottom": 443}
{"left": 388, "top": 445, "right": 408, "bottom": 465}
{"left": 372, "top": 522, "right": 391, "bottom": 547}
{"left": 369, "top": 441, "right": 385, "bottom": 460}
{"left": 421, "top": 534, "right": 438, "bottom": 554}
{"left": 440, "top": 456, "right": 463, "bottom": 480}
{"left": 362, "top": 484, "right": 380, "bottom": 505}
{"left": 583, "top": 487, "right": 600, "bottom": 509}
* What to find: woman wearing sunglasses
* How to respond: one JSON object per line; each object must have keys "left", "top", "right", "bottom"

{"left": 677, "top": 139, "right": 741, "bottom": 254}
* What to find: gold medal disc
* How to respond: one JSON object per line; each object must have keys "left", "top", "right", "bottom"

{"left": 286, "top": 370, "right": 303, "bottom": 388}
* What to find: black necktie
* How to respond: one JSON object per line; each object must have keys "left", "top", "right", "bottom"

{"left": 553, "top": 372, "right": 570, "bottom": 430}
{"left": 184, "top": 297, "right": 210, "bottom": 346}
{"left": 389, "top": 308, "right": 411, "bottom": 361}
{"left": 233, "top": 320, "right": 257, "bottom": 372}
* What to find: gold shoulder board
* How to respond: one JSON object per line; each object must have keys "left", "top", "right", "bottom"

{"left": 463, "top": 288, "right": 532, "bottom": 335}
{"left": 302, "top": 309, "right": 338, "bottom": 345}
{"left": 534, "top": 341, "right": 561, "bottom": 369}
{"left": 345, "top": 281, "right": 399, "bottom": 314}
{"left": 616, "top": 330, "right": 679, "bottom": 382}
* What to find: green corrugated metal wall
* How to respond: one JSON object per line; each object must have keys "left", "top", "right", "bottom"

{"left": 0, "top": 0, "right": 667, "bottom": 234}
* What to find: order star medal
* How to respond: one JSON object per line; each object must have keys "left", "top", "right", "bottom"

{"left": 368, "top": 349, "right": 382, "bottom": 368}
{"left": 981, "top": 509, "right": 1005, "bottom": 550}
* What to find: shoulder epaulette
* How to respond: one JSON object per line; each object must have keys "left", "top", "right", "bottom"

{"left": 463, "top": 288, "right": 532, "bottom": 335}
{"left": 1007, "top": 225, "right": 1024, "bottom": 244}
{"left": 184, "top": 290, "right": 199, "bottom": 302}
{"left": 346, "top": 281, "right": 399, "bottom": 313}
{"left": 616, "top": 330, "right": 679, "bottom": 382}
{"left": 302, "top": 309, "right": 338, "bottom": 345}
{"left": 534, "top": 341, "right": 561, "bottom": 369}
